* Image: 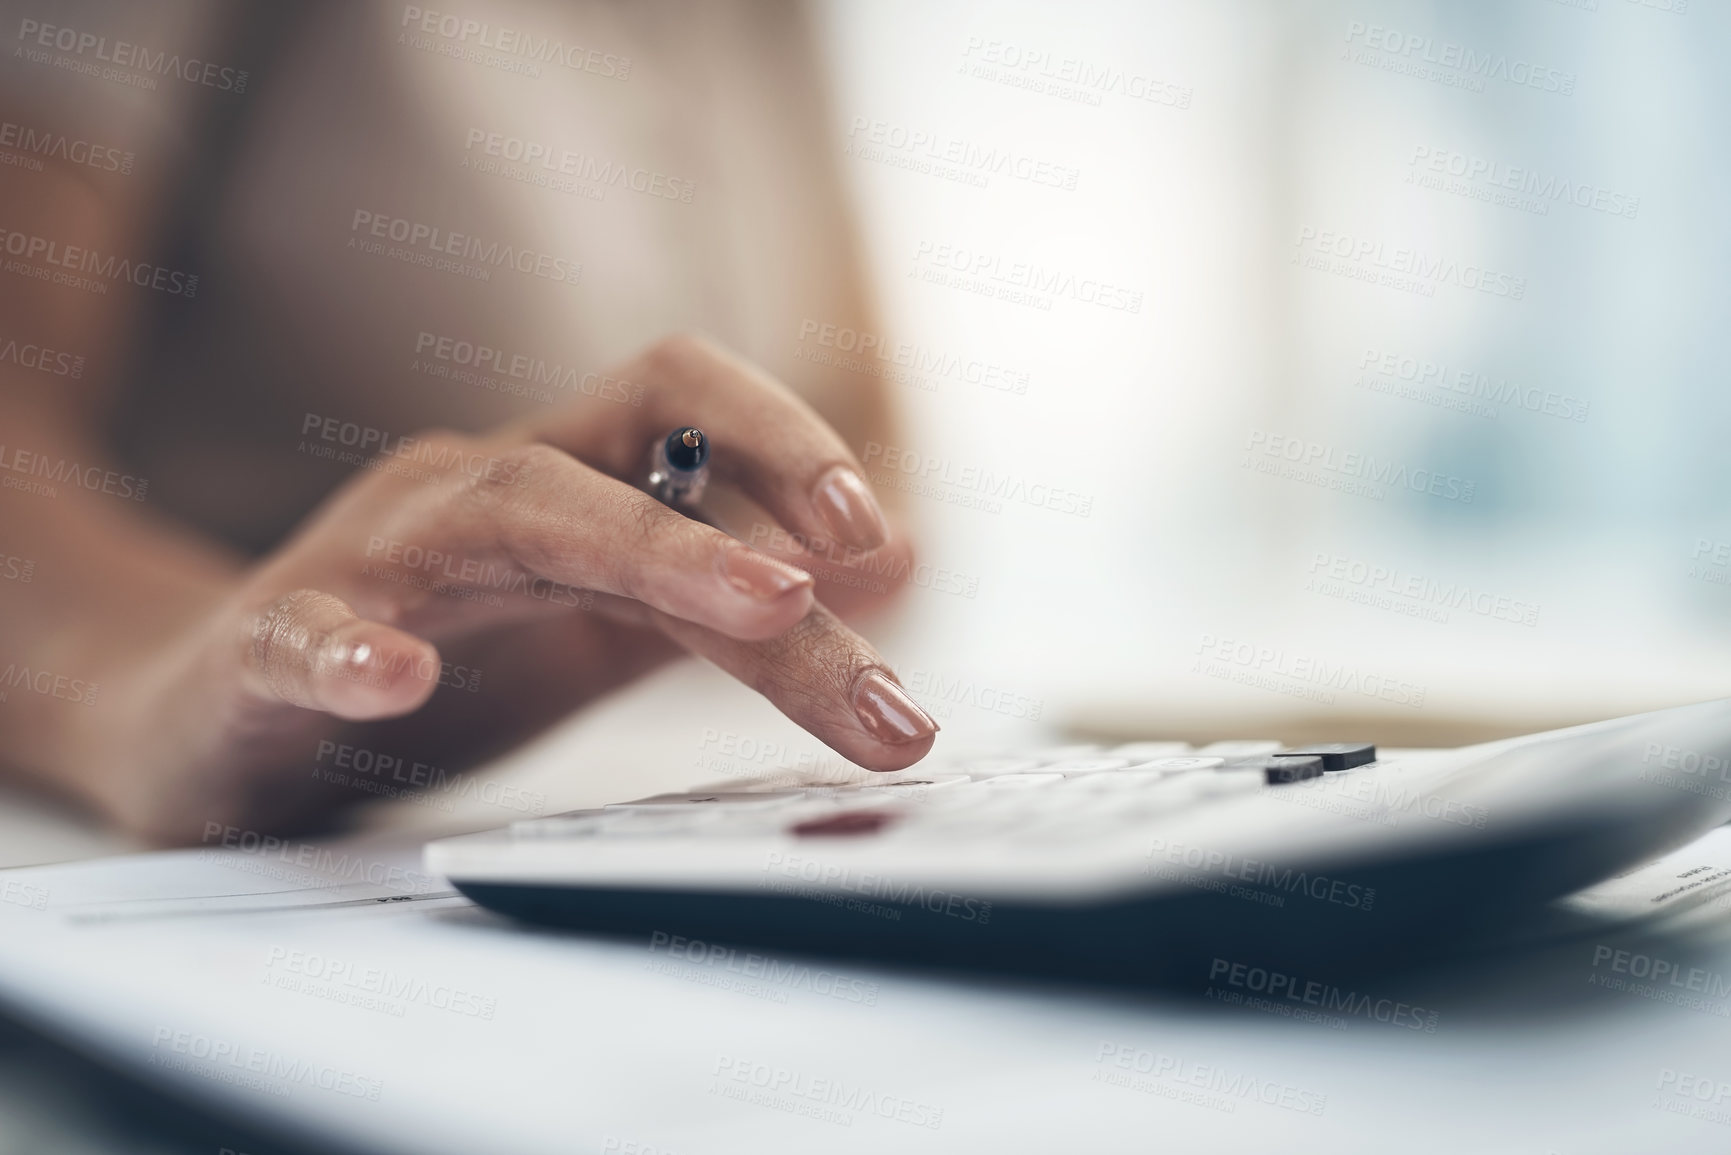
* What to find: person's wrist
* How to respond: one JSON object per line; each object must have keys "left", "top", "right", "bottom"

{"left": 51, "top": 580, "right": 241, "bottom": 804}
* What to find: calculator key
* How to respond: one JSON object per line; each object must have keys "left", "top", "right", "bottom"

{"left": 1278, "top": 743, "right": 1376, "bottom": 772}
{"left": 1246, "top": 755, "right": 1325, "bottom": 784}
{"left": 1108, "top": 741, "right": 1193, "bottom": 759}
{"left": 791, "top": 810, "right": 899, "bottom": 837}
{"left": 1199, "top": 740, "right": 1284, "bottom": 757}
{"left": 952, "top": 756, "right": 1046, "bottom": 776}
{"left": 1062, "top": 770, "right": 1175, "bottom": 791}
{"left": 910, "top": 784, "right": 1003, "bottom": 809}
{"left": 1025, "top": 744, "right": 1105, "bottom": 764}
{"left": 735, "top": 776, "right": 857, "bottom": 793}
{"left": 855, "top": 774, "right": 972, "bottom": 794}
{"left": 983, "top": 773, "right": 1066, "bottom": 788}
{"left": 1043, "top": 757, "right": 1133, "bottom": 775}
{"left": 1124, "top": 756, "right": 1224, "bottom": 773}
{"left": 1011, "top": 785, "right": 1113, "bottom": 813}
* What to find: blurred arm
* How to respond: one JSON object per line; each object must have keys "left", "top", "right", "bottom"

{"left": 0, "top": 149, "right": 240, "bottom": 794}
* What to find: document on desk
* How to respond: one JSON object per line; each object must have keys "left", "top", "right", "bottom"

{"left": 7, "top": 830, "right": 1731, "bottom": 1155}
{"left": 1559, "top": 838, "right": 1731, "bottom": 923}
{"left": 6, "top": 839, "right": 463, "bottom": 925}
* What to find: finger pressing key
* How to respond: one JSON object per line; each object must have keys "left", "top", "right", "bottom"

{"left": 649, "top": 603, "right": 938, "bottom": 772}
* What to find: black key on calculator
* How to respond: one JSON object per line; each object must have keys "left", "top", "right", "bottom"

{"left": 1275, "top": 743, "right": 1375, "bottom": 773}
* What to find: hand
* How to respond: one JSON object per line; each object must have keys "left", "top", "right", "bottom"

{"left": 71, "top": 334, "right": 937, "bottom": 840}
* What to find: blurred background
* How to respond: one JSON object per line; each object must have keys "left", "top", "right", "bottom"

{"left": 813, "top": 0, "right": 1731, "bottom": 747}
{"left": 1, "top": 3, "right": 1727, "bottom": 1150}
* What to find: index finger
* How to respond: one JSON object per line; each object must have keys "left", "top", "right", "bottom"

{"left": 649, "top": 599, "right": 940, "bottom": 773}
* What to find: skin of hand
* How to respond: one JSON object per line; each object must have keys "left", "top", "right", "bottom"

{"left": 58, "top": 333, "right": 936, "bottom": 842}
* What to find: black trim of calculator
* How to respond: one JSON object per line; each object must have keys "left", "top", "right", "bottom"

{"left": 450, "top": 808, "right": 1692, "bottom": 987}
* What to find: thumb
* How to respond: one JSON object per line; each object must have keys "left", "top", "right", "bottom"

{"left": 240, "top": 589, "right": 441, "bottom": 719}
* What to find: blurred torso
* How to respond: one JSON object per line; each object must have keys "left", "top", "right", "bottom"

{"left": 90, "top": 0, "right": 872, "bottom": 552}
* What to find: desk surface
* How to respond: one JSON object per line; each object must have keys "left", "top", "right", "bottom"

{"left": 5, "top": 666, "right": 1731, "bottom": 1155}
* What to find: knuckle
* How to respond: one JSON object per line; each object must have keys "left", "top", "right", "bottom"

{"left": 452, "top": 442, "right": 554, "bottom": 512}
{"left": 382, "top": 427, "right": 470, "bottom": 469}
{"left": 406, "top": 426, "right": 468, "bottom": 448}
{"left": 612, "top": 492, "right": 700, "bottom": 599}
{"left": 456, "top": 445, "right": 567, "bottom": 574}
{"left": 733, "top": 642, "right": 805, "bottom": 704}
{"left": 248, "top": 588, "right": 316, "bottom": 659}
{"left": 352, "top": 429, "right": 475, "bottom": 494}
{"left": 767, "top": 612, "right": 870, "bottom": 697}
{"left": 645, "top": 330, "right": 711, "bottom": 372}
{"left": 638, "top": 331, "right": 727, "bottom": 398}
{"left": 490, "top": 441, "right": 560, "bottom": 489}
{"left": 246, "top": 588, "right": 340, "bottom": 702}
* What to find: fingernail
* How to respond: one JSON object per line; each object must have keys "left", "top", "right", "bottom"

{"left": 721, "top": 547, "right": 814, "bottom": 602}
{"left": 852, "top": 669, "right": 939, "bottom": 745}
{"left": 812, "top": 466, "right": 889, "bottom": 551}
